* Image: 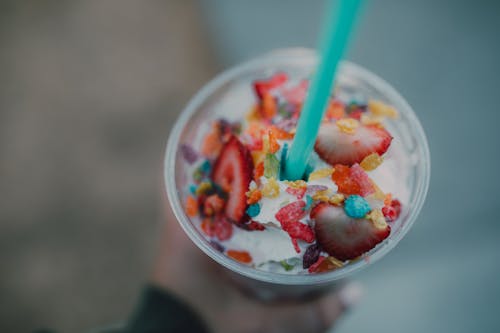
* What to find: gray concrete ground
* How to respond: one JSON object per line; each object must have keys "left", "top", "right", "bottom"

{"left": 0, "top": 1, "right": 216, "bottom": 331}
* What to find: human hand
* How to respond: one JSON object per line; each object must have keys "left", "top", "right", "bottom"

{"left": 151, "top": 202, "right": 362, "bottom": 333}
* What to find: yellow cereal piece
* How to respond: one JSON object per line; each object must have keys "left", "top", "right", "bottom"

{"left": 312, "top": 189, "right": 333, "bottom": 202}
{"left": 366, "top": 209, "right": 388, "bottom": 229}
{"left": 368, "top": 99, "right": 398, "bottom": 118}
{"left": 326, "top": 256, "right": 344, "bottom": 268}
{"left": 328, "top": 193, "right": 345, "bottom": 205}
{"left": 369, "top": 179, "right": 386, "bottom": 200}
{"left": 360, "top": 113, "right": 384, "bottom": 126}
{"left": 336, "top": 118, "right": 359, "bottom": 134}
{"left": 262, "top": 178, "right": 280, "bottom": 198}
{"left": 262, "top": 133, "right": 270, "bottom": 153}
{"left": 251, "top": 150, "right": 265, "bottom": 165}
{"left": 308, "top": 167, "right": 334, "bottom": 181}
{"left": 245, "top": 105, "right": 261, "bottom": 122}
{"left": 195, "top": 181, "right": 212, "bottom": 195}
{"left": 283, "top": 180, "right": 307, "bottom": 189}
{"left": 360, "top": 153, "right": 383, "bottom": 171}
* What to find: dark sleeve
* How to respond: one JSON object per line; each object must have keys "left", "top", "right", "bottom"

{"left": 125, "top": 285, "right": 210, "bottom": 333}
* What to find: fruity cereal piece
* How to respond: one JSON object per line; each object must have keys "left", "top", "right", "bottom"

{"left": 185, "top": 195, "right": 198, "bottom": 217}
{"left": 285, "top": 187, "right": 307, "bottom": 200}
{"left": 201, "top": 218, "right": 215, "bottom": 237}
{"left": 214, "top": 216, "right": 233, "bottom": 241}
{"left": 275, "top": 200, "right": 307, "bottom": 225}
{"left": 368, "top": 99, "right": 398, "bottom": 118}
{"left": 328, "top": 193, "right": 345, "bottom": 206}
{"left": 332, "top": 164, "right": 375, "bottom": 196}
{"left": 245, "top": 220, "right": 266, "bottom": 231}
{"left": 267, "top": 130, "right": 280, "bottom": 154}
{"left": 325, "top": 100, "right": 345, "bottom": 120}
{"left": 343, "top": 195, "right": 371, "bottom": 219}
{"left": 281, "top": 79, "right": 309, "bottom": 106}
{"left": 246, "top": 189, "right": 262, "bottom": 204}
{"left": 263, "top": 153, "right": 280, "bottom": 179}
{"left": 282, "top": 221, "right": 315, "bottom": 243}
{"left": 336, "top": 118, "right": 359, "bottom": 135}
{"left": 253, "top": 72, "right": 288, "bottom": 100}
{"left": 261, "top": 178, "right": 280, "bottom": 198}
{"left": 360, "top": 153, "right": 383, "bottom": 171}
{"left": 261, "top": 93, "right": 278, "bottom": 119}
{"left": 312, "top": 256, "right": 344, "bottom": 273}
{"left": 201, "top": 123, "right": 223, "bottom": 159}
{"left": 308, "top": 256, "right": 326, "bottom": 273}
{"left": 180, "top": 144, "right": 199, "bottom": 164}
{"left": 308, "top": 167, "right": 334, "bottom": 181}
{"left": 254, "top": 161, "right": 264, "bottom": 181}
{"left": 245, "top": 203, "right": 261, "bottom": 218}
{"left": 382, "top": 199, "right": 402, "bottom": 222}
{"left": 227, "top": 250, "right": 253, "bottom": 264}
{"left": 269, "top": 125, "right": 294, "bottom": 140}
{"left": 203, "top": 194, "right": 226, "bottom": 216}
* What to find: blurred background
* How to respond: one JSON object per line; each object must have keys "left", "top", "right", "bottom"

{"left": 0, "top": 0, "right": 499, "bottom": 332}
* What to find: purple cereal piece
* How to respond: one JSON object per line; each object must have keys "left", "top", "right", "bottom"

{"left": 210, "top": 240, "right": 225, "bottom": 252}
{"left": 275, "top": 118, "right": 298, "bottom": 132}
{"left": 306, "top": 185, "right": 328, "bottom": 195}
{"left": 180, "top": 144, "right": 199, "bottom": 164}
{"left": 303, "top": 243, "right": 321, "bottom": 269}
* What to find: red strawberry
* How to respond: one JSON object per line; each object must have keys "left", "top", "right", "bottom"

{"left": 211, "top": 136, "right": 254, "bottom": 223}
{"left": 253, "top": 72, "right": 288, "bottom": 100}
{"left": 314, "top": 122, "right": 392, "bottom": 166}
{"left": 311, "top": 203, "right": 390, "bottom": 261}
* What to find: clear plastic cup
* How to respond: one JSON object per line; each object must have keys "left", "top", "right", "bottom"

{"left": 164, "top": 48, "right": 430, "bottom": 301}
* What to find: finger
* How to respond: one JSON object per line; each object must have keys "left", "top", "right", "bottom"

{"left": 316, "top": 282, "right": 363, "bottom": 330}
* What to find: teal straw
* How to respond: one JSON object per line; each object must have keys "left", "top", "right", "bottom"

{"left": 284, "top": 0, "right": 364, "bottom": 180}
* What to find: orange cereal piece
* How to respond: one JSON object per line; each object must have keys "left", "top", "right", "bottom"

{"left": 314, "top": 256, "right": 343, "bottom": 273}
{"left": 267, "top": 130, "right": 280, "bottom": 153}
{"left": 326, "top": 100, "right": 345, "bottom": 120}
{"left": 185, "top": 195, "right": 198, "bottom": 217}
{"left": 227, "top": 250, "right": 253, "bottom": 264}
{"left": 254, "top": 161, "right": 265, "bottom": 181}
{"left": 384, "top": 193, "right": 393, "bottom": 206}
{"left": 203, "top": 194, "right": 226, "bottom": 216}
{"left": 201, "top": 218, "right": 215, "bottom": 237}
{"left": 247, "top": 189, "right": 262, "bottom": 204}
{"left": 261, "top": 93, "right": 277, "bottom": 119}
{"left": 269, "top": 125, "right": 294, "bottom": 140}
{"left": 201, "top": 124, "right": 223, "bottom": 159}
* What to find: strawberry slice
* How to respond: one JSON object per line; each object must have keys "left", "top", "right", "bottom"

{"left": 311, "top": 203, "right": 390, "bottom": 261}
{"left": 314, "top": 122, "right": 392, "bottom": 166}
{"left": 211, "top": 136, "right": 254, "bottom": 224}
{"left": 253, "top": 72, "right": 288, "bottom": 100}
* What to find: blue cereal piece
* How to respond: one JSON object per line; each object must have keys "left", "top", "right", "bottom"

{"left": 189, "top": 184, "right": 197, "bottom": 194}
{"left": 200, "top": 160, "right": 212, "bottom": 173}
{"left": 344, "top": 195, "right": 371, "bottom": 219}
{"left": 303, "top": 195, "right": 314, "bottom": 211}
{"left": 246, "top": 203, "right": 261, "bottom": 218}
